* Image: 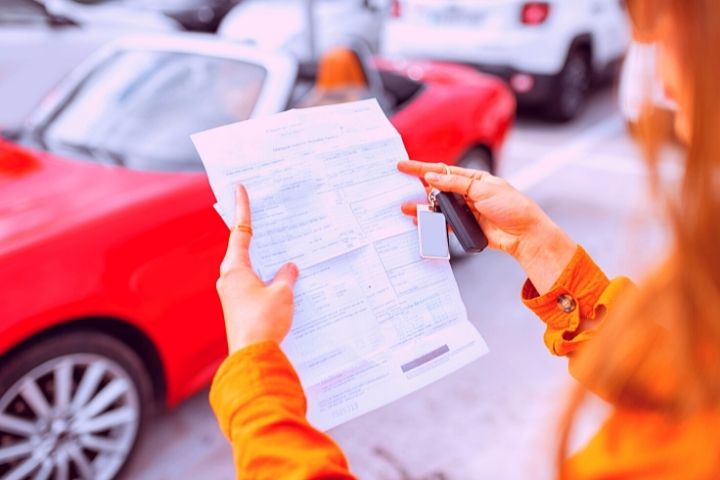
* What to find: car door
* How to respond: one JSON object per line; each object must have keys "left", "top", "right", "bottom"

{"left": 108, "top": 172, "right": 230, "bottom": 399}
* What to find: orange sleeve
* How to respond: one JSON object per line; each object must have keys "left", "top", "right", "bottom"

{"left": 521, "top": 245, "right": 634, "bottom": 357}
{"left": 209, "top": 342, "right": 356, "bottom": 480}
{"left": 563, "top": 409, "right": 720, "bottom": 479}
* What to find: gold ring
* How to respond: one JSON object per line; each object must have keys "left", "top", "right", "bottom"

{"left": 438, "top": 162, "right": 451, "bottom": 175}
{"left": 235, "top": 224, "right": 253, "bottom": 235}
{"left": 464, "top": 178, "right": 475, "bottom": 197}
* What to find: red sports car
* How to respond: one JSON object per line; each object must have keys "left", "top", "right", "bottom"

{"left": 0, "top": 34, "right": 513, "bottom": 479}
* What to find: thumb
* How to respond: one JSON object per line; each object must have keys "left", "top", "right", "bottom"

{"left": 270, "top": 262, "right": 299, "bottom": 290}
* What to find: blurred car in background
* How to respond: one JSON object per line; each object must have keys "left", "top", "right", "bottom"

{"left": 16, "top": 34, "right": 514, "bottom": 172}
{"left": 218, "top": 0, "right": 388, "bottom": 61}
{"left": 383, "top": 0, "right": 631, "bottom": 121}
{"left": 43, "top": 0, "right": 243, "bottom": 32}
{"left": 0, "top": 34, "right": 513, "bottom": 479}
{"left": 1, "top": 0, "right": 78, "bottom": 27}
{"left": 618, "top": 41, "right": 676, "bottom": 127}
{"left": 39, "top": 0, "right": 181, "bottom": 31}
{"left": 0, "top": 0, "right": 126, "bottom": 130}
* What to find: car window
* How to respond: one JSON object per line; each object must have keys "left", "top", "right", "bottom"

{"left": 44, "top": 50, "right": 267, "bottom": 171}
{"left": 0, "top": 0, "right": 50, "bottom": 25}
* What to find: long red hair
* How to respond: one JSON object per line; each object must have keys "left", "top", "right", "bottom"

{"left": 557, "top": 0, "right": 720, "bottom": 472}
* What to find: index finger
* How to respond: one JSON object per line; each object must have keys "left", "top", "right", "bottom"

{"left": 222, "top": 184, "right": 253, "bottom": 271}
{"left": 397, "top": 160, "right": 481, "bottom": 179}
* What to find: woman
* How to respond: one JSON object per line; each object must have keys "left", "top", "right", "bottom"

{"left": 209, "top": 0, "right": 720, "bottom": 477}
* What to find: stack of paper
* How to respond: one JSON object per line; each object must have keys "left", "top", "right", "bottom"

{"left": 192, "top": 99, "right": 488, "bottom": 430}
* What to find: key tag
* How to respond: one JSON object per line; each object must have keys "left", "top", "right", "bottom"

{"left": 417, "top": 191, "right": 450, "bottom": 260}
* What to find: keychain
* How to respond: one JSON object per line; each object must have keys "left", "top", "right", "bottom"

{"left": 417, "top": 164, "right": 488, "bottom": 258}
{"left": 417, "top": 193, "right": 451, "bottom": 260}
{"left": 430, "top": 188, "right": 488, "bottom": 253}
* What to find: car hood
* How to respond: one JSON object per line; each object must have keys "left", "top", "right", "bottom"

{"left": 0, "top": 141, "right": 200, "bottom": 255}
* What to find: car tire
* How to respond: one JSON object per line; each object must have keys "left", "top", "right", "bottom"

{"left": 0, "top": 330, "right": 153, "bottom": 480}
{"left": 458, "top": 147, "right": 494, "bottom": 175}
{"left": 545, "top": 48, "right": 592, "bottom": 122}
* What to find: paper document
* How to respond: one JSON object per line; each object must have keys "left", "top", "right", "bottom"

{"left": 193, "top": 99, "right": 488, "bottom": 430}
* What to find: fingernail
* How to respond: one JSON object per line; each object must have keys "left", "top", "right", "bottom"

{"left": 425, "top": 172, "right": 439, "bottom": 182}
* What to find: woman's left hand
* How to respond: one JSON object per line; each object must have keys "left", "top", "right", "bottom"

{"left": 397, "top": 160, "right": 576, "bottom": 294}
{"left": 216, "top": 185, "right": 299, "bottom": 355}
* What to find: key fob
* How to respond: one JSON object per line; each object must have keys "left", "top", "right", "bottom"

{"left": 430, "top": 189, "right": 488, "bottom": 253}
{"left": 417, "top": 204, "right": 450, "bottom": 260}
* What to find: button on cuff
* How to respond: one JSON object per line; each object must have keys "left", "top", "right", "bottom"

{"left": 556, "top": 293, "right": 577, "bottom": 313}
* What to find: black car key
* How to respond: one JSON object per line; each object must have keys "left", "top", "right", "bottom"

{"left": 429, "top": 188, "right": 488, "bottom": 253}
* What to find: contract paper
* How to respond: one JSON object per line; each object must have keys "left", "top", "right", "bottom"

{"left": 192, "top": 99, "right": 488, "bottom": 430}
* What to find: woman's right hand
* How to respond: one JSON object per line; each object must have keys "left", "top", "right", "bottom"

{"left": 398, "top": 160, "right": 577, "bottom": 294}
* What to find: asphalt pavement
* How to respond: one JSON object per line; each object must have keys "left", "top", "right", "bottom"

{"left": 123, "top": 87, "right": 672, "bottom": 480}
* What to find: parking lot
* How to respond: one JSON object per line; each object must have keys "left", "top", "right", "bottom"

{"left": 122, "top": 87, "right": 670, "bottom": 480}
{"left": 6, "top": 2, "right": 682, "bottom": 478}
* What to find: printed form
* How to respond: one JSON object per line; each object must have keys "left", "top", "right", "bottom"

{"left": 192, "top": 99, "right": 489, "bottom": 430}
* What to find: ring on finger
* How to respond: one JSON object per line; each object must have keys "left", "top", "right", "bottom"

{"left": 235, "top": 223, "right": 253, "bottom": 235}
{"left": 465, "top": 171, "right": 485, "bottom": 197}
{"left": 464, "top": 178, "right": 475, "bottom": 197}
{"left": 438, "top": 162, "right": 451, "bottom": 175}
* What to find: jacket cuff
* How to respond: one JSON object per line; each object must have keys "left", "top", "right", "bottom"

{"left": 209, "top": 341, "right": 306, "bottom": 439}
{"left": 521, "top": 246, "right": 610, "bottom": 354}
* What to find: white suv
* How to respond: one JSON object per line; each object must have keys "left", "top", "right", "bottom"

{"left": 383, "top": 0, "right": 631, "bottom": 121}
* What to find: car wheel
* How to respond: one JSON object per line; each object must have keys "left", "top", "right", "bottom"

{"left": 458, "top": 147, "right": 494, "bottom": 175}
{"left": 0, "top": 331, "right": 153, "bottom": 480}
{"left": 546, "top": 48, "right": 591, "bottom": 122}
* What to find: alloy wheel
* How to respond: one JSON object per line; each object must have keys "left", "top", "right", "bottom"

{"left": 0, "top": 354, "right": 140, "bottom": 480}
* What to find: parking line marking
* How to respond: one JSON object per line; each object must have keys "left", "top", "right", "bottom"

{"left": 574, "top": 152, "right": 648, "bottom": 176}
{"left": 506, "top": 116, "right": 624, "bottom": 191}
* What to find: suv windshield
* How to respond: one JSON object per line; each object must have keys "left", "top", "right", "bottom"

{"left": 44, "top": 49, "right": 267, "bottom": 171}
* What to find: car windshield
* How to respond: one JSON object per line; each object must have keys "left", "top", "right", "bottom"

{"left": 44, "top": 49, "right": 267, "bottom": 171}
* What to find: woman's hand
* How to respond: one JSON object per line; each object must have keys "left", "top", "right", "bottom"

{"left": 216, "top": 185, "right": 299, "bottom": 354}
{"left": 398, "top": 160, "right": 577, "bottom": 294}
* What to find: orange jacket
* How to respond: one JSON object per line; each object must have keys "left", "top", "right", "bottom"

{"left": 209, "top": 246, "right": 720, "bottom": 479}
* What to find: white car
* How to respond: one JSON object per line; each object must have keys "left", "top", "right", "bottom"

{"left": 41, "top": 0, "right": 181, "bottom": 31}
{"left": 0, "top": 0, "right": 124, "bottom": 129}
{"left": 218, "top": 0, "right": 388, "bottom": 62}
{"left": 383, "top": 0, "right": 631, "bottom": 121}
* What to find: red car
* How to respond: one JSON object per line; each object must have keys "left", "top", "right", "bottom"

{"left": 0, "top": 35, "right": 513, "bottom": 479}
